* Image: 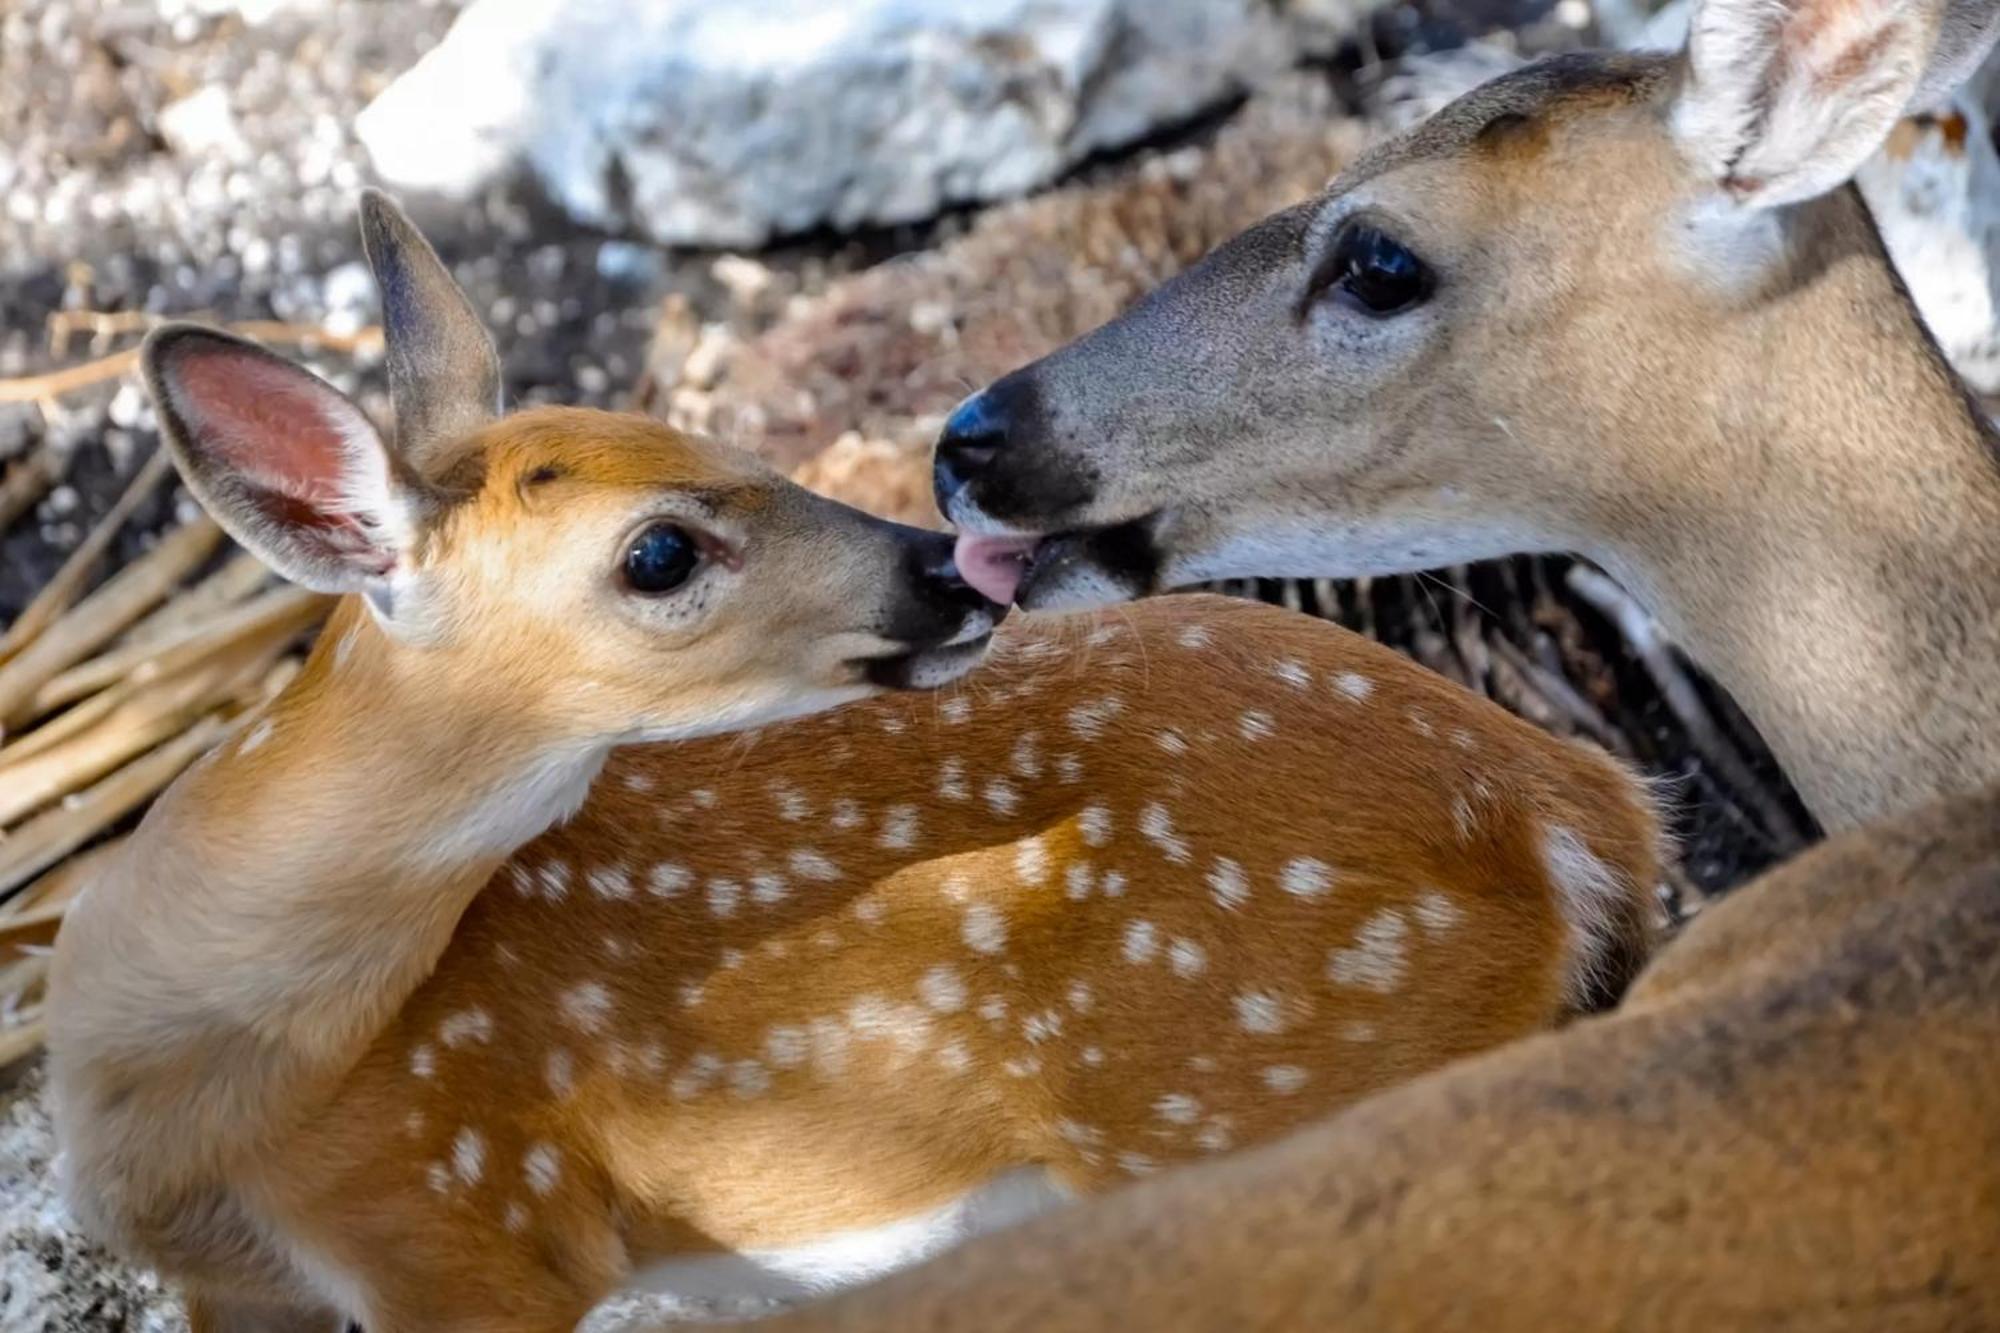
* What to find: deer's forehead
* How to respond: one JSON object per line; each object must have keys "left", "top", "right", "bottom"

{"left": 457, "top": 408, "right": 776, "bottom": 515}
{"left": 1339, "top": 51, "right": 1675, "bottom": 195}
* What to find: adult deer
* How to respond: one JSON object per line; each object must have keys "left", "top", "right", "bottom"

{"left": 940, "top": 0, "right": 2000, "bottom": 832}
{"left": 46, "top": 195, "right": 1663, "bottom": 1331}
{"left": 749, "top": 0, "right": 2000, "bottom": 1328}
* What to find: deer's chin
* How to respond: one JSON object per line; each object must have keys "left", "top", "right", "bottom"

{"left": 860, "top": 635, "right": 994, "bottom": 689}
{"left": 1012, "top": 516, "right": 1164, "bottom": 612}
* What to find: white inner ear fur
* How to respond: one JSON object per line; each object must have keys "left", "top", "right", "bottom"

{"left": 1673, "top": 0, "right": 1934, "bottom": 210}
{"left": 321, "top": 408, "right": 448, "bottom": 645}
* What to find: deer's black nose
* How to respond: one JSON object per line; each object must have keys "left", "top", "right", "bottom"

{"left": 934, "top": 390, "right": 1008, "bottom": 515}
{"left": 910, "top": 529, "right": 1001, "bottom": 620}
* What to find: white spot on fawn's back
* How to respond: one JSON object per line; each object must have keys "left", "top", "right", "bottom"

{"left": 1078, "top": 806, "right": 1112, "bottom": 847}
{"left": 1117, "top": 1152, "right": 1158, "bottom": 1177}
{"left": 1067, "top": 697, "right": 1124, "bottom": 741}
{"left": 1328, "top": 908, "right": 1410, "bottom": 993}
{"left": 707, "top": 878, "right": 742, "bottom": 917}
{"left": 1168, "top": 938, "right": 1207, "bottom": 977}
{"left": 648, "top": 863, "right": 691, "bottom": 898}
{"left": 1208, "top": 858, "right": 1248, "bottom": 910}
{"left": 1122, "top": 919, "right": 1159, "bottom": 964}
{"left": 1065, "top": 862, "right": 1094, "bottom": 900}
{"left": 1280, "top": 857, "right": 1334, "bottom": 900}
{"left": 963, "top": 903, "right": 1007, "bottom": 954}
{"left": 1175, "top": 623, "right": 1212, "bottom": 649}
{"left": 1011, "top": 731, "right": 1042, "bottom": 778}
{"left": 587, "top": 865, "right": 633, "bottom": 900}
{"left": 1273, "top": 660, "right": 1311, "bottom": 689}
{"left": 523, "top": 1142, "right": 561, "bottom": 1197}
{"left": 750, "top": 872, "right": 789, "bottom": 906}
{"left": 1022, "top": 1009, "right": 1064, "bottom": 1043}
{"left": 451, "top": 1128, "right": 485, "bottom": 1186}
{"left": 769, "top": 781, "right": 811, "bottom": 821}
{"left": 1154, "top": 1093, "right": 1202, "bottom": 1125}
{"left": 1239, "top": 710, "right": 1275, "bottom": 741}
{"left": 765, "top": 1026, "right": 808, "bottom": 1069}
{"left": 1415, "top": 888, "right": 1464, "bottom": 934}
{"left": 918, "top": 965, "right": 968, "bottom": 1013}
{"left": 879, "top": 804, "right": 920, "bottom": 850}
{"left": 939, "top": 758, "right": 969, "bottom": 802}
{"left": 1333, "top": 672, "right": 1373, "bottom": 702}
{"left": 984, "top": 778, "right": 1021, "bottom": 817}
{"left": 559, "top": 982, "right": 614, "bottom": 1034}
{"left": 790, "top": 848, "right": 841, "bottom": 882}
{"left": 1140, "top": 803, "right": 1190, "bottom": 864}
{"left": 730, "top": 1060, "right": 772, "bottom": 1099}
{"left": 1235, "top": 990, "right": 1287, "bottom": 1034}
{"left": 410, "top": 1044, "right": 436, "bottom": 1079}
{"left": 1015, "top": 837, "right": 1049, "bottom": 885}
{"left": 438, "top": 1008, "right": 492, "bottom": 1049}
{"left": 1263, "top": 1065, "right": 1309, "bottom": 1094}
{"left": 940, "top": 696, "right": 973, "bottom": 726}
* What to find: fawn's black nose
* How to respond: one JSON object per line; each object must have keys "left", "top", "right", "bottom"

{"left": 909, "top": 529, "right": 1002, "bottom": 622}
{"left": 933, "top": 390, "right": 1008, "bottom": 515}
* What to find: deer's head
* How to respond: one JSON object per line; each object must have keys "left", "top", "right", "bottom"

{"left": 939, "top": 0, "right": 2000, "bottom": 610}
{"left": 145, "top": 194, "right": 1003, "bottom": 752}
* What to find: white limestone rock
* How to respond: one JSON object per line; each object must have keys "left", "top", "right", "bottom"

{"left": 356, "top": 0, "right": 1379, "bottom": 247}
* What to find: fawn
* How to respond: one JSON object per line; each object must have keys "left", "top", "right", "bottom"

{"left": 757, "top": 0, "right": 2000, "bottom": 1328}
{"left": 47, "top": 194, "right": 1662, "bottom": 1332}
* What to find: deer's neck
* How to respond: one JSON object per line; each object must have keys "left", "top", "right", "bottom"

{"left": 1581, "top": 201, "right": 2000, "bottom": 829}
{"left": 52, "top": 602, "right": 608, "bottom": 1160}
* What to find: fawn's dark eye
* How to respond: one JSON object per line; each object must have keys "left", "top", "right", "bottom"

{"left": 1315, "top": 224, "right": 1433, "bottom": 316}
{"left": 623, "top": 523, "right": 701, "bottom": 595}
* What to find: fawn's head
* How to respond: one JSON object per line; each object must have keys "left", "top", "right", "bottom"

{"left": 939, "top": 0, "right": 2000, "bottom": 610}
{"left": 144, "top": 194, "right": 1002, "bottom": 748}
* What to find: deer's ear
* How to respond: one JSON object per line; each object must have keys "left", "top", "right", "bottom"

{"left": 358, "top": 189, "right": 502, "bottom": 466}
{"left": 1672, "top": 0, "right": 1939, "bottom": 210}
{"left": 143, "top": 325, "right": 437, "bottom": 599}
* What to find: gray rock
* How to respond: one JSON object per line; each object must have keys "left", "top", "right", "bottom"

{"left": 357, "top": 0, "right": 1380, "bottom": 247}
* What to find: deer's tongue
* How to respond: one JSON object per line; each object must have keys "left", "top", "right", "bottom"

{"left": 953, "top": 533, "right": 1040, "bottom": 606}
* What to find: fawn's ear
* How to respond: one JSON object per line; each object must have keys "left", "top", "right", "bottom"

{"left": 358, "top": 188, "right": 502, "bottom": 467}
{"left": 1671, "top": 0, "right": 1942, "bottom": 210}
{"left": 143, "top": 325, "right": 439, "bottom": 602}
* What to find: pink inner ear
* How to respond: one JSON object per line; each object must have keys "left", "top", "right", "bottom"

{"left": 174, "top": 349, "right": 365, "bottom": 509}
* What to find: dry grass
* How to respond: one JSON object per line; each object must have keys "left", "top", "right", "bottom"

{"left": 0, "top": 321, "right": 352, "bottom": 1066}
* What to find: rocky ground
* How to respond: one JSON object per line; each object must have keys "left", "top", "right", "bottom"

{"left": 0, "top": 0, "right": 1833, "bottom": 1327}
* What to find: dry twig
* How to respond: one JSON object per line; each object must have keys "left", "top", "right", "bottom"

{"left": 0, "top": 515, "right": 225, "bottom": 730}
{"left": 0, "top": 713, "right": 229, "bottom": 901}
{"left": 0, "top": 319, "right": 382, "bottom": 406}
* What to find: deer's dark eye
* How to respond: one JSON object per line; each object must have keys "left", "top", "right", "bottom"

{"left": 1316, "top": 224, "right": 1432, "bottom": 316}
{"left": 623, "top": 523, "right": 701, "bottom": 595}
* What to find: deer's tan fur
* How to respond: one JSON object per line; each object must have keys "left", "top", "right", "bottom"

{"left": 46, "top": 197, "right": 1661, "bottom": 1331}
{"left": 839, "top": 0, "right": 2000, "bottom": 1326}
